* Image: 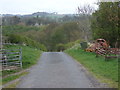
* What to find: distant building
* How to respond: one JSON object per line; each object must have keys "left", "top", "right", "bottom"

{"left": 34, "top": 23, "right": 39, "bottom": 27}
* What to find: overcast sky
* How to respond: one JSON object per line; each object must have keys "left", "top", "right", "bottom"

{"left": 0, "top": 0, "right": 98, "bottom": 15}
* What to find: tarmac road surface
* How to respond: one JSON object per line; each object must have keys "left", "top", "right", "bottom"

{"left": 17, "top": 52, "right": 105, "bottom": 88}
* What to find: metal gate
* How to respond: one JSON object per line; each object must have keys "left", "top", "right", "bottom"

{"left": 0, "top": 48, "right": 22, "bottom": 70}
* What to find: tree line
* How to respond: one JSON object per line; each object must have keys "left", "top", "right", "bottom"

{"left": 91, "top": 2, "right": 119, "bottom": 48}
{"left": 3, "top": 2, "right": 120, "bottom": 51}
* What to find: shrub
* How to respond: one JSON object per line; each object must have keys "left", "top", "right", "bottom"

{"left": 7, "top": 34, "right": 47, "bottom": 51}
{"left": 56, "top": 43, "right": 66, "bottom": 51}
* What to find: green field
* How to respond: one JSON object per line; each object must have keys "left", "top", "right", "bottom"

{"left": 65, "top": 48, "right": 118, "bottom": 88}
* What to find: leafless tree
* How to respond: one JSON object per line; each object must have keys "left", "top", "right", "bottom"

{"left": 78, "top": 4, "right": 94, "bottom": 15}
{"left": 77, "top": 4, "right": 95, "bottom": 42}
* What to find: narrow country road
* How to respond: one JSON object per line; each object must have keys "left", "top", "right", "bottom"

{"left": 17, "top": 52, "right": 103, "bottom": 88}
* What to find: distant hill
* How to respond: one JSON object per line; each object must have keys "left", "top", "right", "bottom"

{"left": 32, "top": 12, "right": 51, "bottom": 16}
{"left": 3, "top": 12, "right": 75, "bottom": 19}
{"left": 2, "top": 12, "right": 80, "bottom": 26}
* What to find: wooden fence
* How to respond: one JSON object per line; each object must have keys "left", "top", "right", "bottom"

{"left": 0, "top": 48, "right": 22, "bottom": 70}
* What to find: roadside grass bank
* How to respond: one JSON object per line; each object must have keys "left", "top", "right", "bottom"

{"left": 65, "top": 48, "right": 118, "bottom": 88}
{"left": 2, "top": 71, "right": 28, "bottom": 85}
{"left": 4, "top": 80, "right": 20, "bottom": 88}
{"left": 2, "top": 45, "right": 42, "bottom": 86}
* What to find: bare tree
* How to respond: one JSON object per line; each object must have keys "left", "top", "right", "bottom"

{"left": 77, "top": 4, "right": 95, "bottom": 42}
{"left": 78, "top": 4, "right": 94, "bottom": 15}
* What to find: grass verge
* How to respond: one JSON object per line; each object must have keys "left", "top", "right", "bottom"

{"left": 2, "top": 71, "right": 28, "bottom": 85}
{"left": 5, "top": 80, "right": 20, "bottom": 88}
{"left": 65, "top": 48, "right": 118, "bottom": 88}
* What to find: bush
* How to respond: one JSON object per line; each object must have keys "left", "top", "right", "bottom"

{"left": 7, "top": 34, "right": 47, "bottom": 51}
{"left": 64, "top": 39, "right": 82, "bottom": 50}
{"left": 56, "top": 43, "right": 66, "bottom": 51}
{"left": 8, "top": 34, "right": 23, "bottom": 44}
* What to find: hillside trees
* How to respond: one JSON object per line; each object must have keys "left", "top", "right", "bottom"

{"left": 3, "top": 16, "right": 21, "bottom": 25}
{"left": 3, "top": 16, "right": 85, "bottom": 51}
{"left": 41, "top": 22, "right": 81, "bottom": 51}
{"left": 11, "top": 16, "right": 21, "bottom": 25}
{"left": 23, "top": 22, "right": 81, "bottom": 51}
{"left": 3, "top": 25, "right": 42, "bottom": 35}
{"left": 91, "top": 2, "right": 120, "bottom": 48}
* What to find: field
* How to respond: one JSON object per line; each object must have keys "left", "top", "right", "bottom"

{"left": 65, "top": 47, "right": 118, "bottom": 88}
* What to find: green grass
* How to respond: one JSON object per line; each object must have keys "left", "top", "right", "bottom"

{"left": 2, "top": 72, "right": 28, "bottom": 85}
{"left": 5, "top": 80, "right": 20, "bottom": 88}
{"left": 2, "top": 70, "right": 20, "bottom": 76}
{"left": 65, "top": 48, "right": 118, "bottom": 88}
